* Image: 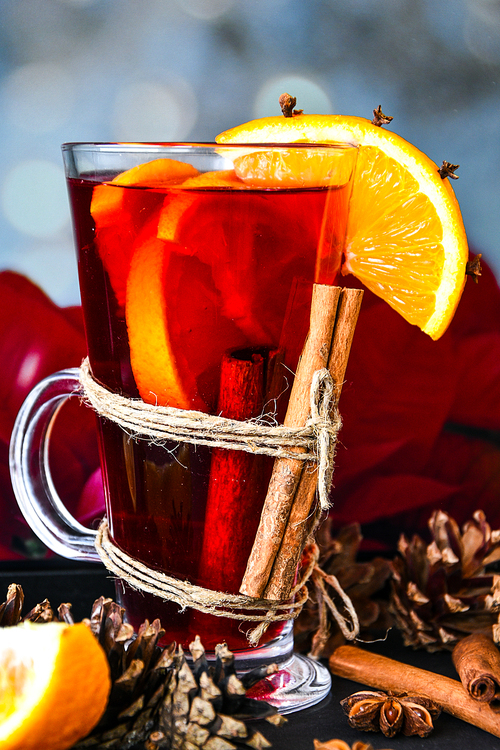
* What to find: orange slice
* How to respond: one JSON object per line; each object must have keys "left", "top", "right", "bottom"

{"left": 156, "top": 170, "right": 247, "bottom": 242}
{"left": 91, "top": 158, "right": 199, "bottom": 226}
{"left": 232, "top": 146, "right": 356, "bottom": 188}
{"left": 91, "top": 158, "right": 199, "bottom": 307}
{"left": 127, "top": 170, "right": 250, "bottom": 409}
{"left": 126, "top": 218, "right": 251, "bottom": 410}
{"left": 0, "top": 621, "right": 110, "bottom": 750}
{"left": 126, "top": 174, "right": 326, "bottom": 409}
{"left": 181, "top": 169, "right": 247, "bottom": 189}
{"left": 217, "top": 114, "right": 469, "bottom": 339}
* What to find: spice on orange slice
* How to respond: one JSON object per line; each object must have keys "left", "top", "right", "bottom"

{"left": 217, "top": 112, "right": 469, "bottom": 340}
{"left": 0, "top": 621, "right": 110, "bottom": 750}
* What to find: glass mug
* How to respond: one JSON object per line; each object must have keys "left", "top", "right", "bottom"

{"left": 10, "top": 142, "right": 358, "bottom": 712}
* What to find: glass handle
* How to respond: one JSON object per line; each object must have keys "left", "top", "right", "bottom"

{"left": 9, "top": 368, "right": 101, "bottom": 562}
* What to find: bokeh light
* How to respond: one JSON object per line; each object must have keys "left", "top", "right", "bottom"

{"left": 0, "top": 0, "right": 499, "bottom": 304}
{"left": 175, "top": 0, "right": 236, "bottom": 21}
{"left": 2, "top": 63, "right": 75, "bottom": 134}
{"left": 112, "top": 79, "right": 198, "bottom": 141}
{"left": 1, "top": 160, "right": 69, "bottom": 238}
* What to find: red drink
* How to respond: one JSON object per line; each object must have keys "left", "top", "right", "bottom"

{"left": 65, "top": 145, "right": 353, "bottom": 652}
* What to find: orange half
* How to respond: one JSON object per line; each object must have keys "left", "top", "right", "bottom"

{"left": 0, "top": 622, "right": 110, "bottom": 750}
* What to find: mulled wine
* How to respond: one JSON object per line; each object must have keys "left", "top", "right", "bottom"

{"left": 65, "top": 146, "right": 354, "bottom": 650}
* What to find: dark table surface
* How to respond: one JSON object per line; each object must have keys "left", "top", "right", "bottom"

{"left": 2, "top": 559, "right": 500, "bottom": 750}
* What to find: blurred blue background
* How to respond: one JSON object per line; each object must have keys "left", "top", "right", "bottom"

{"left": 0, "top": 0, "right": 499, "bottom": 305}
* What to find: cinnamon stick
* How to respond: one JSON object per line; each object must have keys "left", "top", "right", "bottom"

{"left": 453, "top": 633, "right": 500, "bottom": 711}
{"left": 197, "top": 348, "right": 271, "bottom": 594}
{"left": 239, "top": 284, "right": 342, "bottom": 598}
{"left": 329, "top": 645, "right": 500, "bottom": 738}
{"left": 263, "top": 287, "right": 363, "bottom": 600}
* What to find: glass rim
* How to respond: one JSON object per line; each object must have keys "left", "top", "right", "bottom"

{"left": 61, "top": 140, "right": 358, "bottom": 153}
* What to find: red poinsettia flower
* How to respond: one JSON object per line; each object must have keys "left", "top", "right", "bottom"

{"left": 0, "top": 271, "right": 103, "bottom": 560}
{"left": 331, "top": 256, "right": 500, "bottom": 549}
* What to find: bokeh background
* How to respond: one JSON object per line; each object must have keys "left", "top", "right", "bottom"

{"left": 0, "top": 0, "right": 499, "bottom": 305}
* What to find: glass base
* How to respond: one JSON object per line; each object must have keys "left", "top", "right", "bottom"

{"left": 246, "top": 652, "right": 331, "bottom": 714}
{"left": 115, "top": 584, "right": 330, "bottom": 713}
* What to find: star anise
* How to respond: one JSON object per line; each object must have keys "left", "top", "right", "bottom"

{"left": 341, "top": 689, "right": 441, "bottom": 738}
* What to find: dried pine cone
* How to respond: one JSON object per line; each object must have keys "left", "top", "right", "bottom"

{"left": 390, "top": 509, "right": 500, "bottom": 651}
{"left": 294, "top": 521, "right": 392, "bottom": 658}
{"left": 0, "top": 587, "right": 285, "bottom": 749}
{"left": 77, "top": 598, "right": 284, "bottom": 749}
{"left": 0, "top": 583, "right": 25, "bottom": 625}
{"left": 0, "top": 582, "right": 66, "bottom": 625}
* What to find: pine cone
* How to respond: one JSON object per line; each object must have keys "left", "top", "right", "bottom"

{"left": 390, "top": 509, "right": 500, "bottom": 651}
{"left": 294, "top": 520, "right": 392, "bottom": 658}
{"left": 76, "top": 598, "right": 284, "bottom": 749}
{"left": 0, "top": 587, "right": 284, "bottom": 749}
{"left": 0, "top": 582, "right": 63, "bottom": 625}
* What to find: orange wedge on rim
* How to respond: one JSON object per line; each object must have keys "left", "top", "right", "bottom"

{"left": 232, "top": 145, "right": 356, "bottom": 188}
{"left": 216, "top": 114, "right": 469, "bottom": 340}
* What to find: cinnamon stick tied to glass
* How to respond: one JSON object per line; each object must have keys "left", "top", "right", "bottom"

{"left": 240, "top": 283, "right": 363, "bottom": 602}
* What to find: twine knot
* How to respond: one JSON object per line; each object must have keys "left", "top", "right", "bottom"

{"left": 307, "top": 368, "right": 340, "bottom": 511}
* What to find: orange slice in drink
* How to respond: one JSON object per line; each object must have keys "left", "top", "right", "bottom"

{"left": 0, "top": 621, "right": 110, "bottom": 750}
{"left": 127, "top": 169, "right": 249, "bottom": 409}
{"left": 232, "top": 145, "right": 356, "bottom": 188}
{"left": 126, "top": 215, "right": 253, "bottom": 410}
{"left": 126, "top": 168, "right": 326, "bottom": 408}
{"left": 156, "top": 170, "right": 247, "bottom": 241}
{"left": 91, "top": 158, "right": 199, "bottom": 226}
{"left": 91, "top": 158, "right": 199, "bottom": 307}
{"left": 217, "top": 114, "right": 469, "bottom": 340}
